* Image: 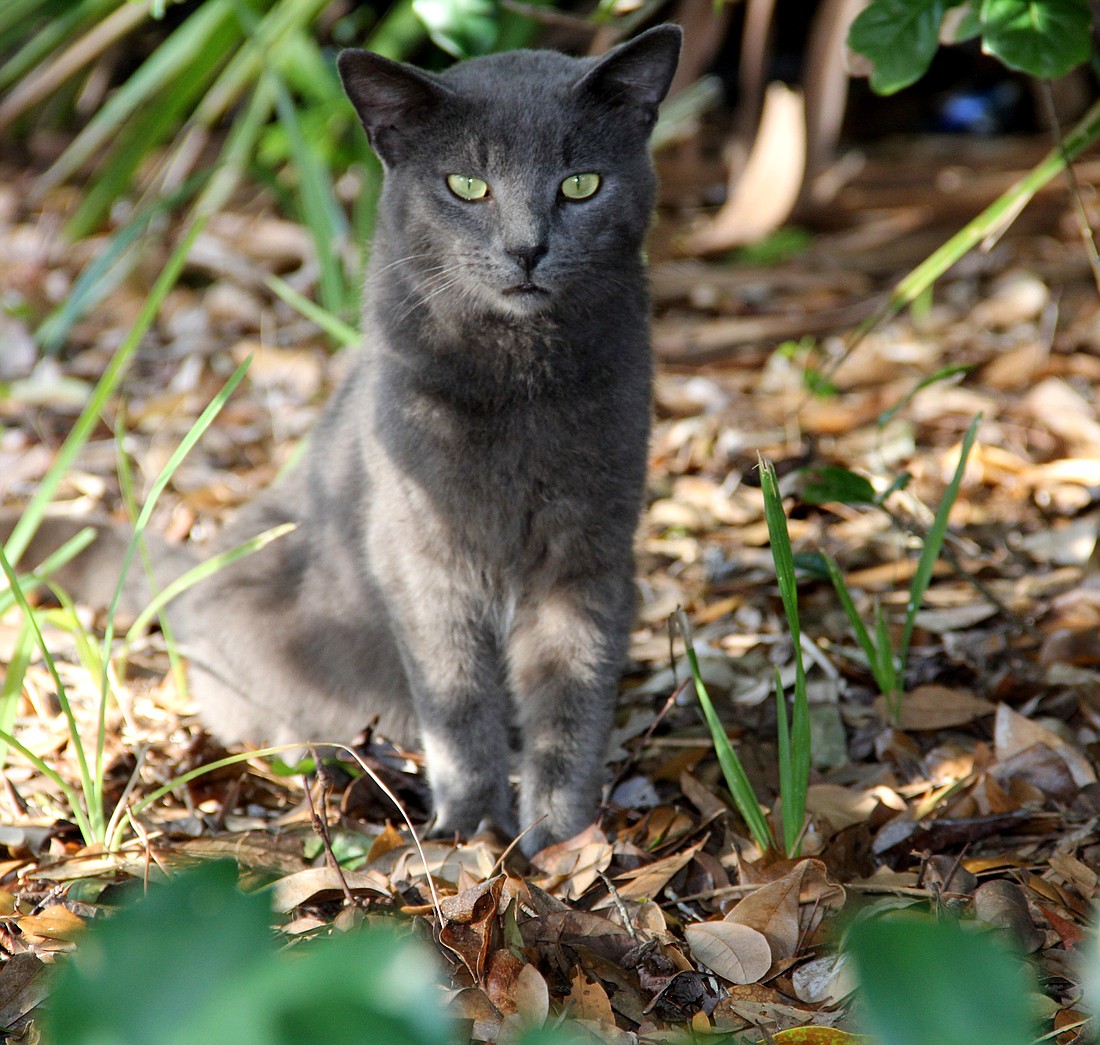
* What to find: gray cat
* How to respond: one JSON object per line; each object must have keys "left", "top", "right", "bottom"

{"left": 9, "top": 25, "right": 681, "bottom": 856}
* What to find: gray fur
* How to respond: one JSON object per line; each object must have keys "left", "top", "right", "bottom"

{"left": 8, "top": 27, "right": 681, "bottom": 856}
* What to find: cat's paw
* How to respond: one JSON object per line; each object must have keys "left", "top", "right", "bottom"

{"left": 425, "top": 807, "right": 518, "bottom": 846}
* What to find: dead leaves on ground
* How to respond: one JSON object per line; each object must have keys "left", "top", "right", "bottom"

{"left": 1, "top": 135, "right": 1100, "bottom": 1041}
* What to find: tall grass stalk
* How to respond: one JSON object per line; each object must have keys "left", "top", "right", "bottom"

{"left": 842, "top": 98, "right": 1100, "bottom": 359}
{"left": 3, "top": 219, "right": 205, "bottom": 566}
{"left": 823, "top": 416, "right": 981, "bottom": 721}
{"left": 0, "top": 552, "right": 103, "bottom": 842}
{"left": 674, "top": 610, "right": 775, "bottom": 853}
{"left": 758, "top": 457, "right": 811, "bottom": 856}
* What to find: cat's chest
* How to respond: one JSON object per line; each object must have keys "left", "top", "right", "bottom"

{"left": 372, "top": 388, "right": 623, "bottom": 545}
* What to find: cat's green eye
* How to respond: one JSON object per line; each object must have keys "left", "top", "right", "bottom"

{"left": 447, "top": 174, "right": 489, "bottom": 201}
{"left": 561, "top": 172, "right": 600, "bottom": 200}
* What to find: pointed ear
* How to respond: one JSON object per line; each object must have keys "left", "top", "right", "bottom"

{"left": 575, "top": 24, "right": 682, "bottom": 121}
{"left": 337, "top": 49, "right": 449, "bottom": 162}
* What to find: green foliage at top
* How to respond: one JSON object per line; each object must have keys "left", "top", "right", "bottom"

{"left": 0, "top": 0, "right": 546, "bottom": 344}
{"left": 849, "top": 0, "right": 1093, "bottom": 94}
{"left": 847, "top": 912, "right": 1039, "bottom": 1045}
{"left": 413, "top": 0, "right": 500, "bottom": 57}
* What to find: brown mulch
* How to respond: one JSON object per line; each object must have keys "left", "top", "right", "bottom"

{"left": 0, "top": 131, "right": 1099, "bottom": 1042}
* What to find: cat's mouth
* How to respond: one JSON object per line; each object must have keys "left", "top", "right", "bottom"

{"left": 503, "top": 281, "right": 548, "bottom": 296}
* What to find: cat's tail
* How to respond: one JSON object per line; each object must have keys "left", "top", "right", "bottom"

{"left": 0, "top": 512, "right": 197, "bottom": 621}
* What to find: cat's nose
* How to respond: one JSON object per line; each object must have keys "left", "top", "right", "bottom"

{"left": 505, "top": 240, "right": 548, "bottom": 276}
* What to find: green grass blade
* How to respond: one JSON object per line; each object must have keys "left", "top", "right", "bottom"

{"left": 112, "top": 740, "right": 301, "bottom": 849}
{"left": 0, "top": 527, "right": 97, "bottom": 616}
{"left": 675, "top": 610, "right": 774, "bottom": 852}
{"left": 822, "top": 553, "right": 893, "bottom": 694}
{"left": 0, "top": 550, "right": 98, "bottom": 841}
{"left": 0, "top": 0, "right": 118, "bottom": 94}
{"left": 758, "top": 457, "right": 811, "bottom": 855}
{"left": 191, "top": 0, "right": 330, "bottom": 125}
{"left": 363, "top": 0, "right": 425, "bottom": 59}
{"left": 104, "top": 356, "right": 252, "bottom": 638}
{"left": 788, "top": 654, "right": 811, "bottom": 855}
{"left": 851, "top": 96, "right": 1100, "bottom": 342}
{"left": 265, "top": 273, "right": 360, "bottom": 347}
{"left": 63, "top": 19, "right": 230, "bottom": 240}
{"left": 759, "top": 458, "right": 801, "bottom": 650}
{"left": 876, "top": 364, "right": 972, "bottom": 430}
{"left": 0, "top": 725, "right": 92, "bottom": 840}
{"left": 190, "top": 70, "right": 274, "bottom": 217}
{"left": 875, "top": 601, "right": 900, "bottom": 721}
{"left": 5, "top": 219, "right": 205, "bottom": 567}
{"left": 898, "top": 415, "right": 981, "bottom": 678}
{"left": 99, "top": 357, "right": 251, "bottom": 787}
{"left": 38, "top": 0, "right": 233, "bottom": 194}
{"left": 38, "top": 167, "right": 210, "bottom": 353}
{"left": 271, "top": 71, "right": 350, "bottom": 317}
{"left": 773, "top": 666, "right": 795, "bottom": 851}
{"left": 0, "top": 618, "right": 34, "bottom": 770}
{"left": 0, "top": 0, "right": 72, "bottom": 41}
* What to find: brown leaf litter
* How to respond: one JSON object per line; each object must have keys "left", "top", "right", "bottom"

{"left": 1, "top": 131, "right": 1099, "bottom": 1042}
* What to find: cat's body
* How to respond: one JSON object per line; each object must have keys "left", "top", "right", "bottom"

{"left": 10, "top": 27, "right": 681, "bottom": 855}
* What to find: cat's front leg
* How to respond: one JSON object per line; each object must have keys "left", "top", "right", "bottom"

{"left": 507, "top": 581, "right": 632, "bottom": 856}
{"left": 383, "top": 582, "right": 517, "bottom": 839}
{"left": 413, "top": 659, "right": 518, "bottom": 840}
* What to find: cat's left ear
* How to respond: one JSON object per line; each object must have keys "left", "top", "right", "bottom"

{"left": 575, "top": 24, "right": 682, "bottom": 124}
{"left": 338, "top": 49, "right": 451, "bottom": 163}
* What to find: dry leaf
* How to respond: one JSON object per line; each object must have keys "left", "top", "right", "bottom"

{"left": 683, "top": 83, "right": 806, "bottom": 253}
{"left": 484, "top": 948, "right": 524, "bottom": 1016}
{"left": 530, "top": 825, "right": 613, "bottom": 901}
{"left": 269, "top": 867, "right": 389, "bottom": 912}
{"left": 684, "top": 921, "right": 771, "bottom": 983}
{"left": 790, "top": 953, "right": 856, "bottom": 1006}
{"left": 439, "top": 875, "right": 505, "bottom": 982}
{"left": 17, "top": 904, "right": 85, "bottom": 943}
{"left": 873, "top": 684, "right": 995, "bottom": 730}
{"left": 511, "top": 963, "right": 549, "bottom": 1029}
{"left": 723, "top": 868, "right": 802, "bottom": 961}
{"left": 449, "top": 987, "right": 502, "bottom": 1042}
{"left": 0, "top": 953, "right": 49, "bottom": 1028}
{"left": 993, "top": 704, "right": 1096, "bottom": 787}
{"left": 366, "top": 822, "right": 406, "bottom": 863}
{"left": 609, "top": 839, "right": 706, "bottom": 902}
{"left": 567, "top": 967, "right": 616, "bottom": 1024}
{"left": 972, "top": 880, "right": 1044, "bottom": 953}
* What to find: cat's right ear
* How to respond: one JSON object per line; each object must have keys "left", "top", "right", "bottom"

{"left": 337, "top": 50, "right": 449, "bottom": 163}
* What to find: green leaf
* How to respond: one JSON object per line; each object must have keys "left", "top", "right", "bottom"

{"left": 412, "top": 0, "right": 499, "bottom": 58}
{"left": 848, "top": 912, "right": 1037, "bottom": 1045}
{"left": 46, "top": 861, "right": 272, "bottom": 1045}
{"left": 45, "top": 860, "right": 454, "bottom": 1045}
{"left": 979, "top": 0, "right": 1091, "bottom": 78}
{"left": 792, "top": 550, "right": 830, "bottom": 578}
{"left": 848, "top": 0, "right": 948, "bottom": 94}
{"left": 949, "top": 2, "right": 984, "bottom": 40}
{"left": 801, "top": 466, "right": 878, "bottom": 506}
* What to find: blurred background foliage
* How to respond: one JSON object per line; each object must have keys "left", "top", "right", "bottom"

{"left": 0, "top": 0, "right": 599, "bottom": 335}
{"left": 1, "top": 0, "right": 1095, "bottom": 348}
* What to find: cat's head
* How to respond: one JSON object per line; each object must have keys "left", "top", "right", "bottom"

{"left": 338, "top": 26, "right": 681, "bottom": 321}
